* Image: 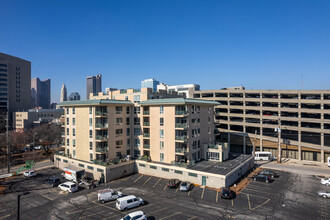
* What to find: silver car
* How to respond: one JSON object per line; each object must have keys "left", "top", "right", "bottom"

{"left": 179, "top": 182, "right": 191, "bottom": 191}
{"left": 318, "top": 190, "right": 330, "bottom": 198}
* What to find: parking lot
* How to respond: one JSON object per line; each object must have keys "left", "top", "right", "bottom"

{"left": 0, "top": 167, "right": 329, "bottom": 219}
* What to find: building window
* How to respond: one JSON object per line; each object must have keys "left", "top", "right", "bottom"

{"left": 72, "top": 107, "right": 75, "bottom": 114}
{"left": 160, "top": 141, "right": 164, "bottom": 150}
{"left": 126, "top": 117, "right": 130, "bottom": 125}
{"left": 139, "top": 163, "right": 145, "bottom": 167}
{"left": 67, "top": 139, "right": 69, "bottom": 146}
{"left": 134, "top": 117, "right": 140, "bottom": 125}
{"left": 126, "top": 128, "right": 130, "bottom": 136}
{"left": 150, "top": 165, "right": 157, "bottom": 169}
{"left": 162, "top": 168, "right": 169, "bottom": 172}
{"left": 116, "top": 117, "right": 123, "bottom": 125}
{"left": 73, "top": 150, "right": 76, "bottom": 158}
{"left": 87, "top": 165, "right": 94, "bottom": 170}
{"left": 90, "top": 153, "right": 93, "bottom": 162}
{"left": 72, "top": 118, "right": 75, "bottom": 125}
{"left": 134, "top": 106, "right": 140, "bottom": 114}
{"left": 89, "top": 107, "right": 92, "bottom": 114}
{"left": 188, "top": 172, "right": 198, "bottom": 177}
{"left": 67, "top": 149, "right": 69, "bottom": 155}
{"left": 126, "top": 106, "right": 130, "bottom": 114}
{"left": 66, "top": 108, "right": 69, "bottom": 114}
{"left": 116, "top": 106, "right": 123, "bottom": 114}
{"left": 134, "top": 139, "right": 140, "bottom": 147}
{"left": 116, "top": 151, "right": 122, "bottom": 157}
{"left": 160, "top": 106, "right": 164, "bottom": 114}
{"left": 79, "top": 163, "right": 84, "bottom": 168}
{"left": 160, "top": 129, "right": 164, "bottom": 138}
{"left": 133, "top": 95, "right": 140, "bottom": 103}
{"left": 116, "top": 129, "right": 123, "bottom": 136}
{"left": 66, "top": 118, "right": 69, "bottom": 125}
{"left": 72, "top": 128, "right": 75, "bottom": 136}
{"left": 134, "top": 128, "right": 141, "bottom": 136}
{"left": 56, "top": 158, "right": 61, "bottom": 161}
{"left": 73, "top": 139, "right": 76, "bottom": 147}
{"left": 160, "top": 153, "right": 164, "bottom": 162}
{"left": 89, "top": 118, "right": 92, "bottom": 126}
{"left": 174, "top": 170, "right": 183, "bottom": 174}
{"left": 97, "top": 168, "right": 104, "bottom": 173}
{"left": 160, "top": 118, "right": 164, "bottom": 126}
{"left": 127, "top": 139, "right": 131, "bottom": 146}
{"left": 63, "top": 159, "right": 68, "bottom": 163}
{"left": 89, "top": 130, "right": 93, "bottom": 138}
{"left": 67, "top": 128, "right": 69, "bottom": 135}
{"left": 89, "top": 142, "right": 93, "bottom": 150}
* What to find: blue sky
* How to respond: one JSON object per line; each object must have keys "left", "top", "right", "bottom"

{"left": 1, "top": 0, "right": 330, "bottom": 102}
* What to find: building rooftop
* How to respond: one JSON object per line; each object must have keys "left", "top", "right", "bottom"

{"left": 140, "top": 98, "right": 219, "bottom": 105}
{"left": 57, "top": 99, "right": 133, "bottom": 106}
{"left": 189, "top": 154, "right": 253, "bottom": 176}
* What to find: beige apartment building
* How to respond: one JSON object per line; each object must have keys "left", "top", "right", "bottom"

{"left": 194, "top": 89, "right": 330, "bottom": 163}
{"left": 58, "top": 88, "right": 218, "bottom": 165}
{"left": 13, "top": 109, "right": 63, "bottom": 130}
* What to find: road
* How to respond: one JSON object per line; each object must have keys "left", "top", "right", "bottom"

{"left": 0, "top": 159, "right": 53, "bottom": 175}
{"left": 257, "top": 161, "right": 330, "bottom": 176}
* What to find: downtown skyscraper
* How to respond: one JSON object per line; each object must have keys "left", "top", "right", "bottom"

{"left": 86, "top": 74, "right": 102, "bottom": 99}
{"left": 31, "top": 78, "right": 51, "bottom": 109}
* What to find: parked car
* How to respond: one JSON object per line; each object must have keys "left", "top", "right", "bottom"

{"left": 259, "top": 170, "right": 278, "bottom": 178}
{"left": 23, "top": 170, "right": 37, "bottom": 178}
{"left": 252, "top": 174, "right": 271, "bottom": 183}
{"left": 45, "top": 177, "right": 60, "bottom": 187}
{"left": 121, "top": 211, "right": 147, "bottom": 220}
{"left": 179, "top": 182, "right": 191, "bottom": 191}
{"left": 318, "top": 190, "right": 330, "bottom": 198}
{"left": 321, "top": 178, "right": 330, "bottom": 187}
{"left": 116, "top": 195, "right": 144, "bottom": 211}
{"left": 167, "top": 179, "right": 180, "bottom": 188}
{"left": 98, "top": 188, "right": 123, "bottom": 203}
{"left": 58, "top": 181, "right": 78, "bottom": 193}
{"left": 220, "top": 188, "right": 232, "bottom": 199}
{"left": 34, "top": 145, "right": 42, "bottom": 150}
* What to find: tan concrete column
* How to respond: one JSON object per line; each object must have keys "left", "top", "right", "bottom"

{"left": 298, "top": 129, "right": 302, "bottom": 161}
{"left": 260, "top": 128, "right": 263, "bottom": 151}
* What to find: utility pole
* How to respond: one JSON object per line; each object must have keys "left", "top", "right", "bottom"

{"left": 6, "top": 106, "right": 10, "bottom": 173}
{"left": 277, "top": 118, "right": 281, "bottom": 163}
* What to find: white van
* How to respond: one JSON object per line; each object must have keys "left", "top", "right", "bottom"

{"left": 58, "top": 181, "right": 78, "bottom": 193}
{"left": 116, "top": 195, "right": 144, "bottom": 211}
{"left": 98, "top": 188, "right": 123, "bottom": 203}
{"left": 255, "top": 151, "right": 273, "bottom": 161}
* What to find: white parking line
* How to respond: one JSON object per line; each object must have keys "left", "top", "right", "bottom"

{"left": 134, "top": 175, "right": 143, "bottom": 183}
{"left": 153, "top": 178, "right": 161, "bottom": 187}
{"left": 144, "top": 176, "right": 152, "bottom": 185}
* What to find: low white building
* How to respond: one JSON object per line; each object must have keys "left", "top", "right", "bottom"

{"left": 157, "top": 83, "right": 200, "bottom": 98}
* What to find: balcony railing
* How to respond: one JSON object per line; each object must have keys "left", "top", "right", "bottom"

{"left": 96, "top": 123, "right": 108, "bottom": 128}
{"left": 143, "top": 122, "right": 150, "bottom": 126}
{"left": 143, "top": 144, "right": 150, "bottom": 149}
{"left": 175, "top": 111, "right": 188, "bottom": 116}
{"left": 96, "top": 147, "right": 109, "bottom": 153}
{"left": 95, "top": 135, "right": 109, "bottom": 141}
{"left": 143, "top": 111, "right": 149, "bottom": 115}
{"left": 175, "top": 136, "right": 188, "bottom": 141}
{"left": 175, "top": 147, "right": 187, "bottom": 153}
{"left": 175, "top": 123, "right": 189, "bottom": 129}
{"left": 95, "top": 111, "right": 108, "bottom": 116}
{"left": 143, "top": 133, "right": 150, "bottom": 138}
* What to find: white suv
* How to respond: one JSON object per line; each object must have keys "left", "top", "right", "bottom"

{"left": 321, "top": 178, "right": 330, "bottom": 187}
{"left": 58, "top": 182, "right": 78, "bottom": 193}
{"left": 23, "top": 170, "right": 37, "bottom": 177}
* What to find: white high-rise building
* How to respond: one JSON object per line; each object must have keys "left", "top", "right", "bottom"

{"left": 60, "top": 84, "right": 67, "bottom": 102}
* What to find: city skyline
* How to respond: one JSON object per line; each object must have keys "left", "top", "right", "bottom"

{"left": 1, "top": 0, "right": 330, "bottom": 103}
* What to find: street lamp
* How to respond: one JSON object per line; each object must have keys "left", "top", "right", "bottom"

{"left": 17, "top": 191, "right": 29, "bottom": 220}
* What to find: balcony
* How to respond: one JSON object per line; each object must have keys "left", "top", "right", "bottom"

{"left": 96, "top": 147, "right": 109, "bottom": 153}
{"left": 143, "top": 122, "right": 150, "bottom": 126}
{"left": 143, "top": 111, "right": 150, "bottom": 115}
{"left": 175, "top": 136, "right": 188, "bottom": 142}
{"left": 95, "top": 111, "right": 108, "bottom": 117}
{"left": 61, "top": 132, "right": 65, "bottom": 136}
{"left": 143, "top": 133, "right": 150, "bottom": 138}
{"left": 175, "top": 147, "right": 187, "bottom": 153}
{"left": 61, "top": 122, "right": 65, "bottom": 127}
{"left": 96, "top": 123, "right": 108, "bottom": 129}
{"left": 175, "top": 111, "right": 189, "bottom": 116}
{"left": 175, "top": 123, "right": 189, "bottom": 129}
{"left": 143, "top": 144, "right": 150, "bottom": 149}
{"left": 95, "top": 135, "right": 109, "bottom": 141}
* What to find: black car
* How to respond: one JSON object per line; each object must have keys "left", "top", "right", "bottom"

{"left": 220, "top": 188, "right": 232, "bottom": 199}
{"left": 167, "top": 179, "right": 180, "bottom": 188}
{"left": 259, "top": 170, "right": 278, "bottom": 178}
{"left": 45, "top": 177, "right": 60, "bottom": 187}
{"left": 252, "top": 174, "right": 271, "bottom": 183}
